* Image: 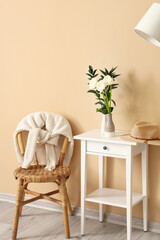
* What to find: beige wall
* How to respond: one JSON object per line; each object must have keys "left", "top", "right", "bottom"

{"left": 0, "top": 0, "right": 160, "bottom": 223}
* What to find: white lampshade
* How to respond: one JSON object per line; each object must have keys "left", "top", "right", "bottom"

{"left": 135, "top": 3, "right": 160, "bottom": 47}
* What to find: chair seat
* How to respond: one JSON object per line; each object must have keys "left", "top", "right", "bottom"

{"left": 14, "top": 165, "right": 71, "bottom": 183}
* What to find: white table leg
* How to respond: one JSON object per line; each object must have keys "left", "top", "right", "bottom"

{"left": 142, "top": 144, "right": 148, "bottom": 232}
{"left": 99, "top": 155, "right": 104, "bottom": 222}
{"left": 81, "top": 140, "right": 87, "bottom": 236}
{"left": 126, "top": 147, "right": 133, "bottom": 240}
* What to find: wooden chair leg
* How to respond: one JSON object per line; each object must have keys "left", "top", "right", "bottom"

{"left": 66, "top": 191, "right": 72, "bottom": 215}
{"left": 19, "top": 183, "right": 28, "bottom": 216}
{"left": 62, "top": 205, "right": 70, "bottom": 238}
{"left": 12, "top": 179, "right": 24, "bottom": 240}
{"left": 58, "top": 178, "right": 70, "bottom": 239}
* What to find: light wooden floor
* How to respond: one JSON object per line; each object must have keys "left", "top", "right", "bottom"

{"left": 0, "top": 201, "right": 160, "bottom": 240}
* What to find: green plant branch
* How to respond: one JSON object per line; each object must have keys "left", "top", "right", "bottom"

{"left": 110, "top": 85, "right": 112, "bottom": 110}
{"left": 102, "top": 91, "right": 110, "bottom": 113}
{"left": 104, "top": 88, "right": 111, "bottom": 114}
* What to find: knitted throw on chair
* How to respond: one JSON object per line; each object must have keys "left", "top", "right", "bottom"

{"left": 14, "top": 112, "right": 74, "bottom": 171}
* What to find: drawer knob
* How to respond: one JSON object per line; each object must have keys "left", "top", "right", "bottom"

{"left": 103, "top": 146, "right": 107, "bottom": 150}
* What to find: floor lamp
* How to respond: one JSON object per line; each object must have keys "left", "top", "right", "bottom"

{"left": 135, "top": 3, "right": 160, "bottom": 47}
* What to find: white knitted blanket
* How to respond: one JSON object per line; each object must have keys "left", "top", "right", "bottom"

{"left": 14, "top": 112, "right": 74, "bottom": 171}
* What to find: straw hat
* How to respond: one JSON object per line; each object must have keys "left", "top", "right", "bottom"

{"left": 121, "top": 121, "right": 160, "bottom": 145}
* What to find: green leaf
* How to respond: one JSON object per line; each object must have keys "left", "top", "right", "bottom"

{"left": 95, "top": 92, "right": 101, "bottom": 97}
{"left": 112, "top": 84, "right": 119, "bottom": 89}
{"left": 111, "top": 99, "right": 116, "bottom": 106}
{"left": 109, "top": 66, "right": 118, "bottom": 75}
{"left": 96, "top": 106, "right": 108, "bottom": 114}
{"left": 110, "top": 107, "right": 114, "bottom": 113}
{"left": 96, "top": 97, "right": 104, "bottom": 101}
{"left": 106, "top": 91, "right": 110, "bottom": 99}
{"left": 112, "top": 74, "right": 120, "bottom": 78}
{"left": 87, "top": 90, "right": 97, "bottom": 94}
{"left": 105, "top": 68, "right": 109, "bottom": 75}
{"left": 95, "top": 94, "right": 101, "bottom": 98}
{"left": 95, "top": 101, "right": 105, "bottom": 106}
{"left": 105, "top": 85, "right": 110, "bottom": 91}
{"left": 93, "top": 69, "right": 97, "bottom": 75}
{"left": 94, "top": 73, "right": 98, "bottom": 77}
{"left": 86, "top": 73, "right": 93, "bottom": 78}
{"left": 89, "top": 65, "right": 93, "bottom": 74}
{"left": 100, "top": 70, "right": 106, "bottom": 75}
{"left": 88, "top": 90, "right": 100, "bottom": 98}
{"left": 98, "top": 76, "right": 104, "bottom": 82}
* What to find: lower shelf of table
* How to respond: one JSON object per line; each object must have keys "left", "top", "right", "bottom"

{"left": 85, "top": 188, "right": 144, "bottom": 208}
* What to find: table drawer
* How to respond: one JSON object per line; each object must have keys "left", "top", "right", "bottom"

{"left": 87, "top": 141, "right": 127, "bottom": 156}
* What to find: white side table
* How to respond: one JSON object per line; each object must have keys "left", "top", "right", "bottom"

{"left": 74, "top": 129, "right": 148, "bottom": 240}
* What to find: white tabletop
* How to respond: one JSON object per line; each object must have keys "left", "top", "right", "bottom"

{"left": 74, "top": 129, "right": 137, "bottom": 146}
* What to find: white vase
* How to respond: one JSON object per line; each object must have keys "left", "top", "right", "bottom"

{"left": 101, "top": 114, "right": 115, "bottom": 137}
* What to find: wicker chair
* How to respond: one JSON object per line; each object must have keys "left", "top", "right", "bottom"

{"left": 12, "top": 132, "right": 72, "bottom": 240}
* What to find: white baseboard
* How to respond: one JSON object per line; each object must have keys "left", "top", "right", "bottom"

{"left": 0, "top": 192, "right": 160, "bottom": 234}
